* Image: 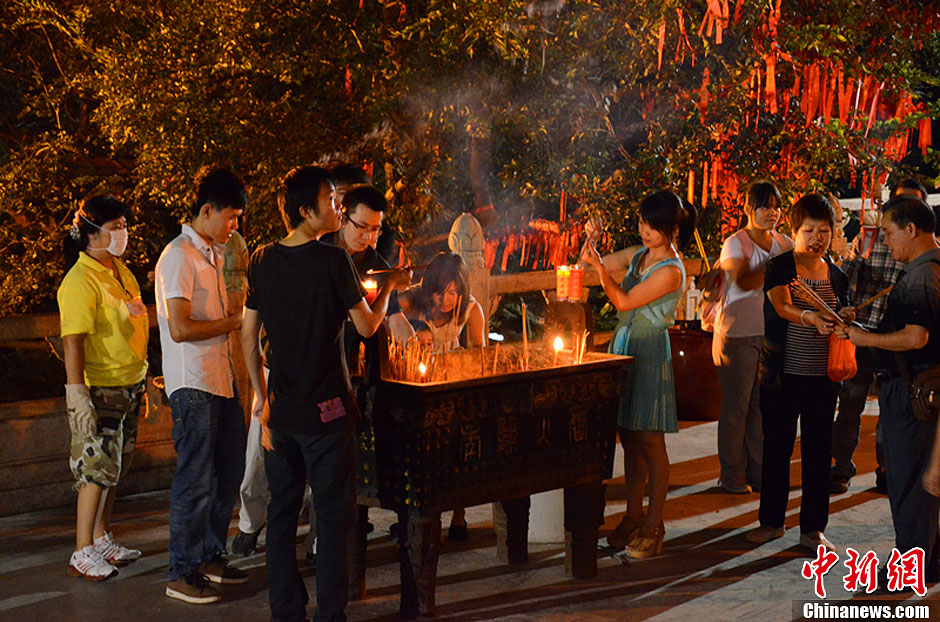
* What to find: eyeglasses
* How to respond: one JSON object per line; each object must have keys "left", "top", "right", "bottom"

{"left": 346, "top": 216, "right": 382, "bottom": 236}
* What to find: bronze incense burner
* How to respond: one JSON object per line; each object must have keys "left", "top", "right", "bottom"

{"left": 351, "top": 303, "right": 631, "bottom": 617}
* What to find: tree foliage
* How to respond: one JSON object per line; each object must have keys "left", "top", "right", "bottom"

{"left": 1, "top": 0, "right": 938, "bottom": 314}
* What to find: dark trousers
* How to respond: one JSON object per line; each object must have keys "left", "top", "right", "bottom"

{"left": 264, "top": 426, "right": 356, "bottom": 622}
{"left": 167, "top": 388, "right": 246, "bottom": 580}
{"left": 879, "top": 378, "right": 940, "bottom": 580}
{"left": 758, "top": 374, "right": 839, "bottom": 533}
{"left": 831, "top": 346, "right": 878, "bottom": 480}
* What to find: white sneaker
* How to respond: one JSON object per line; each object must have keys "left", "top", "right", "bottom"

{"left": 94, "top": 531, "right": 142, "bottom": 566}
{"left": 95, "top": 531, "right": 141, "bottom": 566}
{"left": 68, "top": 544, "right": 118, "bottom": 580}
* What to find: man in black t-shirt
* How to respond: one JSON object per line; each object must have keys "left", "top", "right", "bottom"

{"left": 241, "top": 166, "right": 409, "bottom": 622}
{"left": 839, "top": 196, "right": 940, "bottom": 584}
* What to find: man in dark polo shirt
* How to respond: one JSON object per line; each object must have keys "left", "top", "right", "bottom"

{"left": 838, "top": 195, "right": 940, "bottom": 583}
{"left": 321, "top": 184, "right": 414, "bottom": 546}
{"left": 241, "top": 166, "right": 409, "bottom": 622}
{"left": 324, "top": 184, "right": 415, "bottom": 373}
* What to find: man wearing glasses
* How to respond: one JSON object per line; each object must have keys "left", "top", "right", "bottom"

{"left": 325, "top": 184, "right": 415, "bottom": 343}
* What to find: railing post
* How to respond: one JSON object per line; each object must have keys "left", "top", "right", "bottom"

{"left": 448, "top": 213, "right": 491, "bottom": 340}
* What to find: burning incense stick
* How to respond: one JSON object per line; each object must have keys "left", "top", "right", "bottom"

{"left": 855, "top": 284, "right": 894, "bottom": 311}
{"left": 387, "top": 336, "right": 436, "bottom": 382}
{"left": 492, "top": 342, "right": 500, "bottom": 375}
{"left": 521, "top": 301, "right": 528, "bottom": 370}
{"left": 364, "top": 264, "right": 426, "bottom": 275}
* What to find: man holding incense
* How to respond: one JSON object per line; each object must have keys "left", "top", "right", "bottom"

{"left": 837, "top": 195, "right": 940, "bottom": 584}
{"left": 323, "top": 181, "right": 414, "bottom": 548}
{"left": 324, "top": 182, "right": 415, "bottom": 367}
{"left": 242, "top": 165, "right": 410, "bottom": 622}
{"left": 830, "top": 193, "right": 904, "bottom": 494}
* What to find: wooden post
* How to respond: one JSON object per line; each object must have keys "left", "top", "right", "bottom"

{"left": 397, "top": 508, "right": 442, "bottom": 618}
{"left": 563, "top": 483, "right": 605, "bottom": 578}
{"left": 493, "top": 497, "right": 531, "bottom": 564}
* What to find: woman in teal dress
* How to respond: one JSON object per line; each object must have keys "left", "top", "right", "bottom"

{"left": 581, "top": 190, "right": 695, "bottom": 559}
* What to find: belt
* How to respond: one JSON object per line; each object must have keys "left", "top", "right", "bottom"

{"left": 875, "top": 371, "right": 900, "bottom": 382}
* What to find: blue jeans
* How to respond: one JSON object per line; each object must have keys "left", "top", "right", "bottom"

{"left": 265, "top": 426, "right": 356, "bottom": 622}
{"left": 167, "top": 387, "right": 246, "bottom": 580}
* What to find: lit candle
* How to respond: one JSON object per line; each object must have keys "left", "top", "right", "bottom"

{"left": 362, "top": 279, "right": 378, "bottom": 304}
{"left": 553, "top": 336, "right": 563, "bottom": 366}
{"left": 418, "top": 362, "right": 427, "bottom": 382}
{"left": 568, "top": 264, "right": 583, "bottom": 301}
{"left": 556, "top": 265, "right": 570, "bottom": 301}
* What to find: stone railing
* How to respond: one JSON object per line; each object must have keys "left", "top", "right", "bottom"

{"left": 0, "top": 307, "right": 175, "bottom": 516}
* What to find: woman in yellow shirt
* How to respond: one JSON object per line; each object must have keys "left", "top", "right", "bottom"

{"left": 57, "top": 195, "right": 149, "bottom": 580}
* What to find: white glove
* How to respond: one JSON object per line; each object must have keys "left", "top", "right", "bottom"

{"left": 65, "top": 384, "right": 97, "bottom": 437}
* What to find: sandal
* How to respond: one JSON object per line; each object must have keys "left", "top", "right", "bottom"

{"left": 623, "top": 522, "right": 665, "bottom": 559}
{"left": 607, "top": 513, "right": 645, "bottom": 549}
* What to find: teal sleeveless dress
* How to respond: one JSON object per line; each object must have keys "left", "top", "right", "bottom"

{"left": 608, "top": 248, "right": 685, "bottom": 433}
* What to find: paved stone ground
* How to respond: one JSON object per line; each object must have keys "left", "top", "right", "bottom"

{"left": 2, "top": 399, "right": 937, "bottom": 622}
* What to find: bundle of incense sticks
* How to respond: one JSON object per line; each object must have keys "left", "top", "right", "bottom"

{"left": 521, "top": 301, "right": 529, "bottom": 370}
{"left": 572, "top": 330, "right": 590, "bottom": 364}
{"left": 855, "top": 284, "right": 894, "bottom": 311}
{"left": 386, "top": 336, "right": 436, "bottom": 382}
{"left": 790, "top": 279, "right": 847, "bottom": 327}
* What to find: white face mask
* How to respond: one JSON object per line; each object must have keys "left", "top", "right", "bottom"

{"left": 88, "top": 226, "right": 128, "bottom": 257}
{"left": 104, "top": 228, "right": 128, "bottom": 257}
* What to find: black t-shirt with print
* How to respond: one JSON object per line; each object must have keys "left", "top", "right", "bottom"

{"left": 246, "top": 239, "right": 364, "bottom": 435}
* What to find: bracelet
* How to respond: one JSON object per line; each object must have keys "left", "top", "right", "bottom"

{"left": 800, "top": 310, "right": 811, "bottom": 326}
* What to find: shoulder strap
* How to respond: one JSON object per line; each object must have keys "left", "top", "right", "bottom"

{"left": 734, "top": 229, "right": 755, "bottom": 262}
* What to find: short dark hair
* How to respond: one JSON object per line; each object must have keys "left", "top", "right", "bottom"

{"left": 745, "top": 180, "right": 782, "bottom": 211}
{"left": 891, "top": 177, "right": 927, "bottom": 201}
{"left": 329, "top": 163, "right": 370, "bottom": 186}
{"left": 638, "top": 190, "right": 696, "bottom": 249}
{"left": 343, "top": 184, "right": 387, "bottom": 216}
{"left": 883, "top": 196, "right": 936, "bottom": 234}
{"left": 190, "top": 165, "right": 247, "bottom": 217}
{"left": 63, "top": 195, "right": 130, "bottom": 269}
{"left": 278, "top": 166, "right": 334, "bottom": 230}
{"left": 787, "top": 193, "right": 834, "bottom": 232}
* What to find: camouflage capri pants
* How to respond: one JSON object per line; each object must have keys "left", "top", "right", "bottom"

{"left": 70, "top": 380, "right": 146, "bottom": 490}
